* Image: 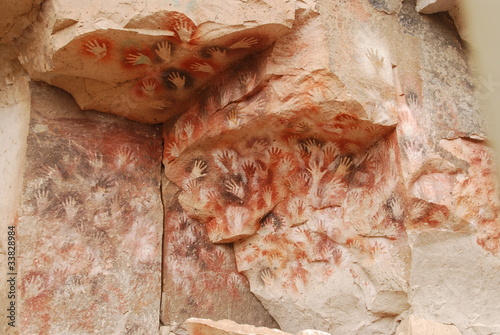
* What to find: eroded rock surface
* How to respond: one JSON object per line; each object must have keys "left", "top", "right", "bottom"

{"left": 161, "top": 2, "right": 500, "bottom": 335}
{"left": 4, "top": 0, "right": 500, "bottom": 334}
{"left": 161, "top": 179, "right": 279, "bottom": 329}
{"left": 17, "top": 82, "right": 164, "bottom": 334}
{"left": 16, "top": 0, "right": 296, "bottom": 123}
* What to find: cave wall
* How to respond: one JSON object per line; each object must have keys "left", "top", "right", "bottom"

{"left": 1, "top": 0, "right": 500, "bottom": 334}
{"left": 17, "top": 81, "right": 164, "bottom": 334}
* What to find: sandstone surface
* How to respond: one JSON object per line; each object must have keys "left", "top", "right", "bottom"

{"left": 17, "top": 82, "right": 164, "bottom": 334}
{"left": 395, "top": 315, "right": 462, "bottom": 335}
{"left": 1, "top": 0, "right": 499, "bottom": 334}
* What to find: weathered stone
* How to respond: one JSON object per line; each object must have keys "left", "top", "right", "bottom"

{"left": 415, "top": 0, "right": 468, "bottom": 41}
{"left": 0, "top": 48, "right": 31, "bottom": 335}
{"left": 2, "top": 0, "right": 499, "bottom": 334}
{"left": 17, "top": 82, "right": 164, "bottom": 334}
{"left": 16, "top": 0, "right": 296, "bottom": 123}
{"left": 396, "top": 315, "right": 462, "bottom": 335}
{"left": 161, "top": 178, "right": 278, "bottom": 330}
{"left": 184, "top": 318, "right": 292, "bottom": 335}
{"left": 0, "top": 0, "right": 43, "bottom": 44}
{"left": 161, "top": 1, "right": 500, "bottom": 335}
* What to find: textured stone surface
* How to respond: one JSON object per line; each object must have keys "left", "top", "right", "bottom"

{"left": 17, "top": 82, "right": 164, "bottom": 334}
{"left": 0, "top": 49, "right": 31, "bottom": 335}
{"left": 185, "top": 318, "right": 292, "bottom": 335}
{"left": 2, "top": 0, "right": 500, "bottom": 334}
{"left": 161, "top": 1, "right": 500, "bottom": 335}
{"left": 0, "top": 0, "right": 42, "bottom": 44}
{"left": 395, "top": 315, "right": 462, "bottom": 335}
{"left": 161, "top": 179, "right": 278, "bottom": 330}
{"left": 415, "top": 0, "right": 467, "bottom": 41}
{"left": 16, "top": 0, "right": 296, "bottom": 123}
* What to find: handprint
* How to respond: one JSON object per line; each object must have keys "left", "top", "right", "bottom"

{"left": 225, "top": 179, "right": 245, "bottom": 200}
{"left": 167, "top": 72, "right": 186, "bottom": 89}
{"left": 84, "top": 40, "right": 107, "bottom": 60}
{"left": 126, "top": 52, "right": 152, "bottom": 65}
{"left": 190, "top": 62, "right": 214, "bottom": 74}
{"left": 88, "top": 151, "right": 104, "bottom": 169}
{"left": 141, "top": 79, "right": 157, "bottom": 96}
{"left": 335, "top": 157, "right": 353, "bottom": 177}
{"left": 116, "top": 146, "right": 135, "bottom": 167}
{"left": 149, "top": 99, "right": 172, "bottom": 110}
{"left": 205, "top": 46, "right": 226, "bottom": 59}
{"left": 183, "top": 120, "right": 194, "bottom": 137}
{"left": 366, "top": 48, "right": 384, "bottom": 71}
{"left": 62, "top": 196, "right": 79, "bottom": 220}
{"left": 174, "top": 20, "right": 194, "bottom": 43}
{"left": 226, "top": 109, "right": 239, "bottom": 127}
{"left": 190, "top": 159, "right": 208, "bottom": 179}
{"left": 34, "top": 188, "right": 50, "bottom": 212}
{"left": 239, "top": 72, "right": 257, "bottom": 90}
{"left": 230, "top": 37, "right": 258, "bottom": 49}
{"left": 307, "top": 160, "right": 327, "bottom": 181}
{"left": 165, "top": 142, "right": 180, "bottom": 158}
{"left": 155, "top": 41, "right": 172, "bottom": 63}
{"left": 260, "top": 269, "right": 274, "bottom": 286}
{"left": 262, "top": 186, "right": 273, "bottom": 207}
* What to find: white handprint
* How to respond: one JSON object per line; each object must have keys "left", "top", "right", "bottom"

{"left": 183, "top": 121, "right": 194, "bottom": 137}
{"left": 155, "top": 41, "right": 172, "bottom": 63}
{"left": 225, "top": 179, "right": 245, "bottom": 200}
{"left": 167, "top": 72, "right": 186, "bottom": 89}
{"left": 62, "top": 197, "right": 79, "bottom": 220}
{"left": 35, "top": 188, "right": 50, "bottom": 211}
{"left": 230, "top": 37, "right": 258, "bottom": 49}
{"left": 175, "top": 20, "right": 194, "bottom": 43}
{"left": 165, "top": 142, "right": 180, "bottom": 158}
{"left": 260, "top": 269, "right": 274, "bottom": 286}
{"left": 190, "top": 62, "right": 214, "bottom": 74}
{"left": 190, "top": 159, "right": 208, "bottom": 179}
{"left": 84, "top": 40, "right": 107, "bottom": 60}
{"left": 126, "top": 53, "right": 152, "bottom": 65}
{"left": 141, "top": 79, "right": 157, "bottom": 96}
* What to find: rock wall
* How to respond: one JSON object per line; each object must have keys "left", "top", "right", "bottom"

{"left": 0, "top": 49, "right": 31, "bottom": 335}
{"left": 16, "top": 82, "right": 164, "bottom": 334}
{"left": 161, "top": 1, "right": 500, "bottom": 334}
{"left": 1, "top": 0, "right": 500, "bottom": 334}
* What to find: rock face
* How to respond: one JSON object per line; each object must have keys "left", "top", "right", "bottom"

{"left": 184, "top": 318, "right": 292, "bottom": 335}
{"left": 395, "top": 315, "right": 462, "bottom": 335}
{"left": 1, "top": 0, "right": 500, "bottom": 334}
{"left": 161, "top": 1, "right": 500, "bottom": 335}
{"left": 16, "top": 0, "right": 295, "bottom": 123}
{"left": 17, "top": 82, "right": 164, "bottom": 334}
{"left": 0, "top": 49, "right": 31, "bottom": 335}
{"left": 161, "top": 179, "right": 279, "bottom": 329}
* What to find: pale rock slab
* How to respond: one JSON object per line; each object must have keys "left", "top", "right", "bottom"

{"left": 407, "top": 231, "right": 500, "bottom": 335}
{"left": 416, "top": 0, "right": 457, "bottom": 13}
{"left": 395, "top": 315, "right": 462, "bottom": 335}
{"left": 0, "top": 48, "right": 31, "bottom": 335}
{"left": 184, "top": 318, "right": 292, "bottom": 335}
{"left": 415, "top": 0, "right": 468, "bottom": 41}
{"left": 183, "top": 318, "right": 334, "bottom": 335}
